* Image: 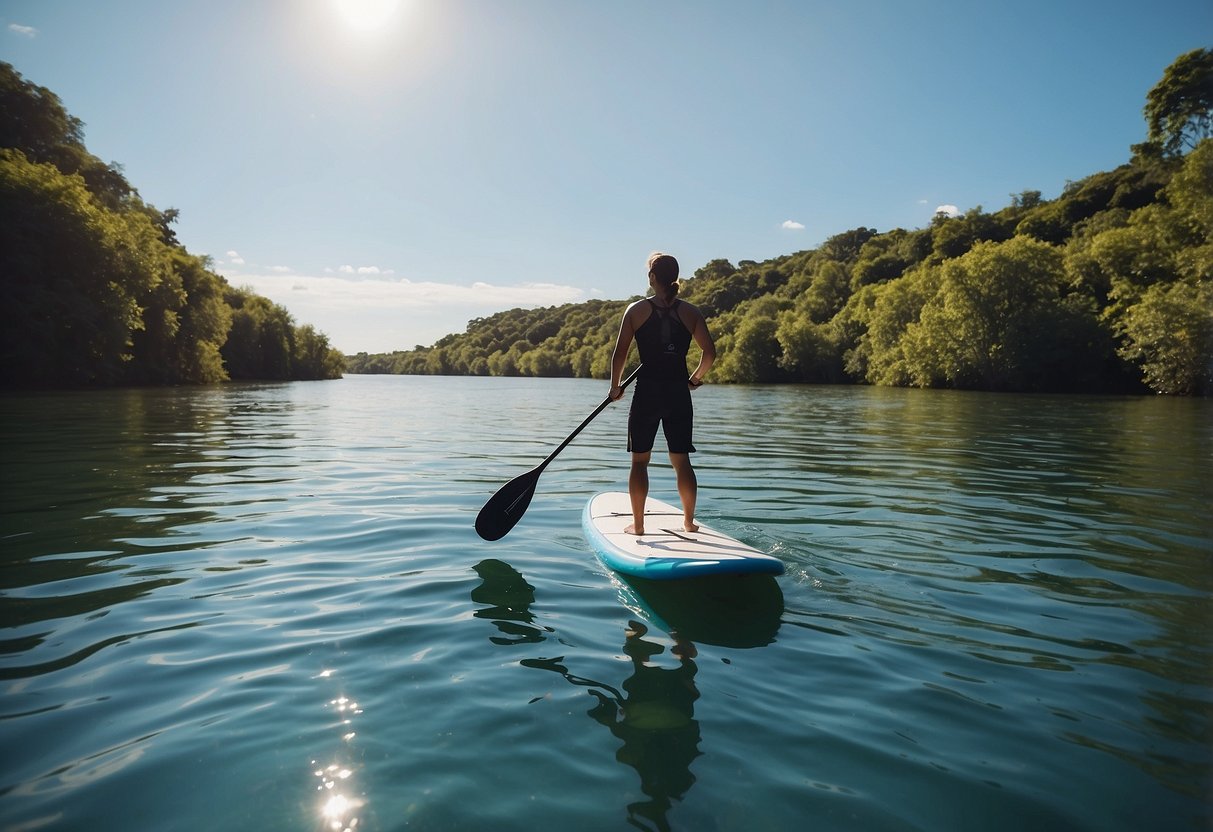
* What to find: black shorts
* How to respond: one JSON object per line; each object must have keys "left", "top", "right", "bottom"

{"left": 628, "top": 380, "right": 696, "bottom": 454}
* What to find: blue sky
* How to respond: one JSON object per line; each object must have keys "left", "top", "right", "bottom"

{"left": 3, "top": 1, "right": 1209, "bottom": 353}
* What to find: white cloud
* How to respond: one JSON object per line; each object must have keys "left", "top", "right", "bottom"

{"left": 336, "top": 265, "right": 397, "bottom": 276}
{"left": 781, "top": 220, "right": 805, "bottom": 230}
{"left": 935, "top": 204, "right": 959, "bottom": 218}
{"left": 8, "top": 23, "right": 37, "bottom": 37}
{"left": 226, "top": 250, "right": 245, "bottom": 265}
{"left": 269, "top": 265, "right": 293, "bottom": 273}
{"left": 215, "top": 267, "right": 585, "bottom": 354}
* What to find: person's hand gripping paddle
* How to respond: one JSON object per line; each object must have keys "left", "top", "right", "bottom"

{"left": 475, "top": 365, "right": 641, "bottom": 541}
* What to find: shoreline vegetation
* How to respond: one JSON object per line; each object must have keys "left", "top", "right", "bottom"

{"left": 1, "top": 62, "right": 344, "bottom": 389}
{"left": 5, "top": 52, "right": 1210, "bottom": 395}
{"left": 351, "top": 50, "right": 1212, "bottom": 397}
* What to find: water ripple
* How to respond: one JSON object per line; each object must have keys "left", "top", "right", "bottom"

{"left": 0, "top": 378, "right": 1209, "bottom": 831}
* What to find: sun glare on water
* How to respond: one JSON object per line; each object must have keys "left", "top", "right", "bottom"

{"left": 330, "top": 0, "right": 404, "bottom": 35}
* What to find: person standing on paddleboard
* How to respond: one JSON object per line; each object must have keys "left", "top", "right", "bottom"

{"left": 608, "top": 252, "right": 716, "bottom": 536}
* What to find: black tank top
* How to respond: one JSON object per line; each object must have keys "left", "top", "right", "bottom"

{"left": 635, "top": 299, "right": 692, "bottom": 381}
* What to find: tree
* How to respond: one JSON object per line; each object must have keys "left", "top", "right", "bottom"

{"left": 931, "top": 207, "right": 1013, "bottom": 260}
{"left": 1144, "top": 48, "right": 1213, "bottom": 156}
{"left": 1, "top": 62, "right": 136, "bottom": 211}
{"left": 1117, "top": 279, "right": 1213, "bottom": 395}
{"left": 851, "top": 252, "right": 907, "bottom": 289}
{"left": 903, "top": 238, "right": 1074, "bottom": 390}
{"left": 713, "top": 297, "right": 788, "bottom": 383}
{"left": 220, "top": 287, "right": 300, "bottom": 380}
{"left": 1166, "top": 137, "right": 1213, "bottom": 235}
{"left": 692, "top": 259, "right": 737, "bottom": 281}
{"left": 293, "top": 324, "right": 344, "bottom": 380}
{"left": 775, "top": 311, "right": 843, "bottom": 382}
{"left": 0, "top": 150, "right": 156, "bottom": 386}
{"left": 1011, "top": 190, "right": 1044, "bottom": 210}
{"left": 818, "top": 227, "right": 877, "bottom": 264}
{"left": 171, "top": 253, "right": 232, "bottom": 383}
{"left": 0, "top": 62, "right": 85, "bottom": 165}
{"left": 863, "top": 267, "right": 941, "bottom": 387}
{"left": 125, "top": 249, "right": 187, "bottom": 384}
{"left": 1111, "top": 139, "right": 1213, "bottom": 394}
{"left": 682, "top": 264, "right": 761, "bottom": 317}
{"left": 518, "top": 346, "right": 571, "bottom": 377}
{"left": 799, "top": 260, "right": 851, "bottom": 321}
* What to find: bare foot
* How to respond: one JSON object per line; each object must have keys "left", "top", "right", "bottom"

{"left": 683, "top": 521, "right": 699, "bottom": 533}
{"left": 671, "top": 640, "right": 698, "bottom": 660}
{"left": 624, "top": 523, "right": 645, "bottom": 536}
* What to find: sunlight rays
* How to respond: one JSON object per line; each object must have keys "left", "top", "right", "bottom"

{"left": 330, "top": 0, "right": 406, "bottom": 36}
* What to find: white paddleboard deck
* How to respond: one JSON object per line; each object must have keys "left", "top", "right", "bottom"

{"left": 583, "top": 491, "right": 784, "bottom": 580}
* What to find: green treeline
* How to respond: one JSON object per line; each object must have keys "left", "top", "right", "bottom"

{"left": 350, "top": 50, "right": 1213, "bottom": 396}
{"left": 0, "top": 63, "right": 344, "bottom": 388}
{"left": 350, "top": 299, "right": 633, "bottom": 379}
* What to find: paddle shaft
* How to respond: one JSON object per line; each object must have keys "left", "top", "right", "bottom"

{"left": 533, "top": 363, "right": 642, "bottom": 476}
{"left": 474, "top": 364, "right": 642, "bottom": 540}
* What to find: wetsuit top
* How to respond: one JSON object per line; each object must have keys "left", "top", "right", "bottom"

{"left": 635, "top": 299, "right": 692, "bottom": 382}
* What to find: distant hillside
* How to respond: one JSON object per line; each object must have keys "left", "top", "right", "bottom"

{"left": 349, "top": 142, "right": 1211, "bottom": 394}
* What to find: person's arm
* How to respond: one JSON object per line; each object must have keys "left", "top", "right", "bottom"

{"left": 687, "top": 306, "right": 716, "bottom": 390}
{"left": 609, "top": 304, "right": 636, "bottom": 400}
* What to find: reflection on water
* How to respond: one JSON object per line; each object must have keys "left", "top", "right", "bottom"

{"left": 473, "top": 559, "right": 707, "bottom": 832}
{"left": 471, "top": 560, "right": 552, "bottom": 646}
{"left": 614, "top": 573, "right": 784, "bottom": 648}
{"left": 585, "top": 624, "right": 701, "bottom": 832}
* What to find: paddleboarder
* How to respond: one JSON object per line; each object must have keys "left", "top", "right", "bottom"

{"left": 608, "top": 252, "right": 716, "bottom": 536}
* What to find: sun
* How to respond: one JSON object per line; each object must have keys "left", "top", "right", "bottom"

{"left": 330, "top": 0, "right": 404, "bottom": 35}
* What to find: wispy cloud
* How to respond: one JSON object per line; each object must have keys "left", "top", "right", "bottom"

{"left": 334, "top": 264, "right": 397, "bottom": 276}
{"left": 226, "top": 250, "right": 245, "bottom": 265}
{"left": 215, "top": 267, "right": 585, "bottom": 353}
{"left": 781, "top": 219, "right": 805, "bottom": 230}
{"left": 8, "top": 23, "right": 37, "bottom": 38}
{"left": 269, "top": 265, "right": 293, "bottom": 273}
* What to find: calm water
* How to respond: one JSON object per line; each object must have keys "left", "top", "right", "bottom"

{"left": 1, "top": 375, "right": 1210, "bottom": 832}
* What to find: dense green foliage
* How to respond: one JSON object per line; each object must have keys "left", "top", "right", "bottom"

{"left": 1, "top": 63, "right": 343, "bottom": 388}
{"left": 350, "top": 299, "right": 633, "bottom": 379}
{"left": 350, "top": 52, "right": 1212, "bottom": 396}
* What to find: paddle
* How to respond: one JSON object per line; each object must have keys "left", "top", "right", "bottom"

{"left": 475, "top": 364, "right": 642, "bottom": 541}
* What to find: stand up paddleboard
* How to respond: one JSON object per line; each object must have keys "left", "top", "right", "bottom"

{"left": 583, "top": 491, "right": 784, "bottom": 580}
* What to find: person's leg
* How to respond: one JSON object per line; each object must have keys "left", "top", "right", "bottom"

{"left": 669, "top": 452, "right": 698, "bottom": 532}
{"left": 626, "top": 382, "right": 659, "bottom": 536}
{"left": 626, "top": 451, "right": 652, "bottom": 535}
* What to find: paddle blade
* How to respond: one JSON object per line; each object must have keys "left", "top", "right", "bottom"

{"left": 475, "top": 468, "right": 540, "bottom": 541}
